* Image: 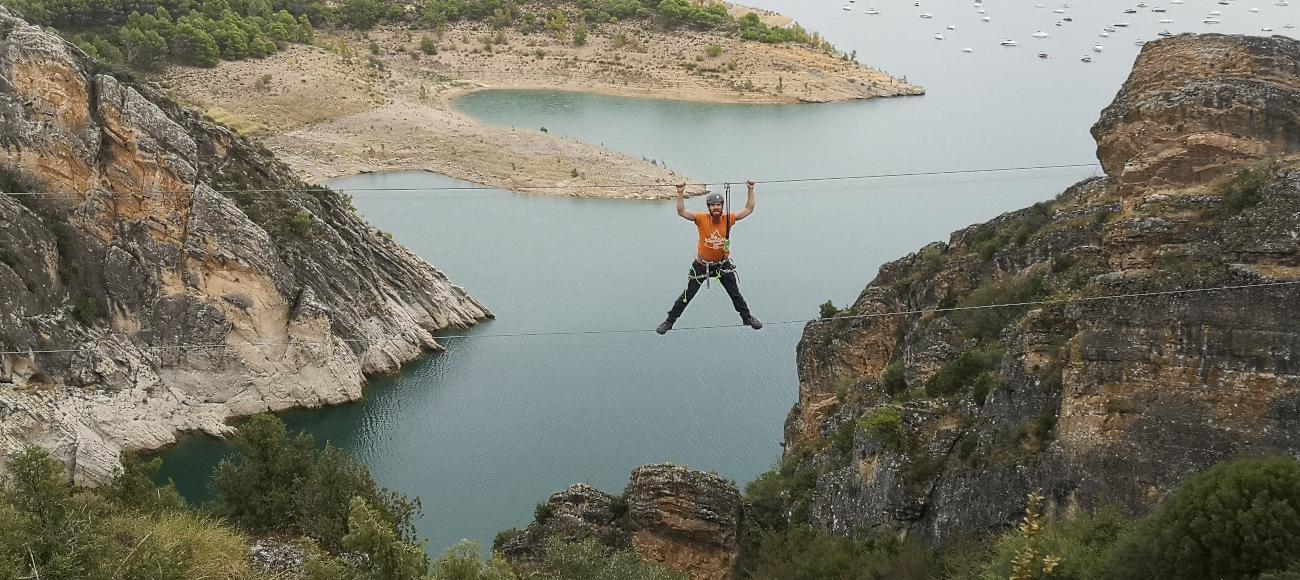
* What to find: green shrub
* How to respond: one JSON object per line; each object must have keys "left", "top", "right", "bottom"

{"left": 953, "top": 275, "right": 1047, "bottom": 342}
{"left": 432, "top": 540, "right": 514, "bottom": 579}
{"left": 1101, "top": 456, "right": 1300, "bottom": 580}
{"left": 925, "top": 343, "right": 1004, "bottom": 397}
{"left": 705, "top": 43, "right": 722, "bottom": 57}
{"left": 288, "top": 209, "right": 314, "bottom": 237}
{"left": 818, "top": 300, "right": 840, "bottom": 319}
{"left": 343, "top": 497, "right": 430, "bottom": 580}
{"left": 421, "top": 35, "right": 439, "bottom": 54}
{"left": 71, "top": 297, "right": 102, "bottom": 326}
{"left": 106, "top": 451, "right": 186, "bottom": 514}
{"left": 1, "top": 448, "right": 113, "bottom": 579}
{"left": 534, "top": 501, "right": 554, "bottom": 522}
{"left": 213, "top": 414, "right": 420, "bottom": 549}
{"left": 881, "top": 361, "right": 907, "bottom": 395}
{"left": 737, "top": 525, "right": 938, "bottom": 580}
{"left": 572, "top": 23, "right": 587, "bottom": 46}
{"left": 533, "top": 536, "right": 686, "bottom": 580}
{"left": 1218, "top": 163, "right": 1273, "bottom": 215}
{"left": 971, "top": 372, "right": 999, "bottom": 406}
{"left": 859, "top": 407, "right": 907, "bottom": 453}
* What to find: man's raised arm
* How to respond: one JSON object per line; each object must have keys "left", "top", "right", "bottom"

{"left": 676, "top": 182, "right": 695, "bottom": 220}
{"left": 735, "top": 180, "right": 756, "bottom": 221}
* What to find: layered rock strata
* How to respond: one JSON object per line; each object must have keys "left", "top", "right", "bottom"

{"left": 496, "top": 464, "right": 744, "bottom": 580}
{"left": 0, "top": 7, "right": 490, "bottom": 484}
{"left": 784, "top": 33, "right": 1300, "bottom": 544}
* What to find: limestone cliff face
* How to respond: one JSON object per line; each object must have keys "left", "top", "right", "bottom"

{"left": 0, "top": 8, "right": 490, "bottom": 484}
{"left": 496, "top": 464, "right": 744, "bottom": 580}
{"left": 785, "top": 34, "right": 1300, "bottom": 544}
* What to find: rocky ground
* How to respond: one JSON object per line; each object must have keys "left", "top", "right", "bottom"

{"left": 161, "top": 20, "right": 921, "bottom": 199}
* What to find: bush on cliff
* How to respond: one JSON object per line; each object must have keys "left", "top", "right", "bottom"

{"left": 213, "top": 413, "right": 422, "bottom": 549}
{"left": 1100, "top": 456, "right": 1300, "bottom": 580}
{"left": 0, "top": 447, "right": 255, "bottom": 580}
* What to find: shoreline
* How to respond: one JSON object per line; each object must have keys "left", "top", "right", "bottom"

{"left": 163, "top": 20, "right": 923, "bottom": 199}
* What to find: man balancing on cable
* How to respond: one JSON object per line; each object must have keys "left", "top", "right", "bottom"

{"left": 656, "top": 180, "right": 762, "bottom": 335}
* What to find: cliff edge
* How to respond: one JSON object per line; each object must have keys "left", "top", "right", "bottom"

{"left": 0, "top": 7, "right": 490, "bottom": 484}
{"left": 784, "top": 33, "right": 1300, "bottom": 544}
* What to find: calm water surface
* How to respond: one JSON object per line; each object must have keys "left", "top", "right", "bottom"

{"left": 157, "top": 0, "right": 1290, "bottom": 555}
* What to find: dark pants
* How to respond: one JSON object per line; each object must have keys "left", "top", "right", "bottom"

{"left": 666, "top": 259, "right": 751, "bottom": 322}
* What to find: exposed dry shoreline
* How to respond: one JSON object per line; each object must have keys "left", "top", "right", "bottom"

{"left": 162, "top": 16, "right": 922, "bottom": 199}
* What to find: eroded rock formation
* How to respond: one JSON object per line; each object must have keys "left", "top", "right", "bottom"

{"left": 0, "top": 7, "right": 490, "bottom": 484}
{"left": 784, "top": 33, "right": 1300, "bottom": 544}
{"left": 496, "top": 464, "right": 744, "bottom": 580}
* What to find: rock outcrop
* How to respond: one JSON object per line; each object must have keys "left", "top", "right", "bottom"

{"left": 1093, "top": 34, "right": 1300, "bottom": 193}
{"left": 0, "top": 7, "right": 490, "bottom": 484}
{"left": 496, "top": 464, "right": 744, "bottom": 580}
{"left": 783, "top": 33, "right": 1300, "bottom": 545}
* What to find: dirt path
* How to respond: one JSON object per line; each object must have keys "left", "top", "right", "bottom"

{"left": 162, "top": 18, "right": 922, "bottom": 199}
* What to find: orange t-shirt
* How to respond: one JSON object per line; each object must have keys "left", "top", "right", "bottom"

{"left": 694, "top": 212, "right": 736, "bottom": 262}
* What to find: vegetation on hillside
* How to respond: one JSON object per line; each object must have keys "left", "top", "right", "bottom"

{"left": 0, "top": 0, "right": 831, "bottom": 72}
{"left": 735, "top": 456, "right": 1300, "bottom": 580}
{"left": 0, "top": 414, "right": 690, "bottom": 579}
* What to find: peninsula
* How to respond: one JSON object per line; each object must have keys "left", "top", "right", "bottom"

{"left": 161, "top": 11, "right": 922, "bottom": 198}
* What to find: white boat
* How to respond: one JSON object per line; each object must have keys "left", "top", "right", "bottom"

{"left": 1081, "top": 55, "right": 1093, "bottom": 62}
{"left": 978, "top": 7, "right": 986, "bottom": 12}
{"left": 1251, "top": 7, "right": 1261, "bottom": 12}
{"left": 1035, "top": 3, "right": 1046, "bottom": 7}
{"left": 962, "top": 47, "right": 974, "bottom": 52}
{"left": 1209, "top": 10, "right": 1222, "bottom": 15}
{"left": 1135, "top": 40, "right": 1146, "bottom": 45}
{"left": 1104, "top": 26, "right": 1117, "bottom": 31}
{"left": 1288, "top": 23, "right": 1298, "bottom": 28}
{"left": 934, "top": 33, "right": 945, "bottom": 40}
{"left": 1037, "top": 51, "right": 1049, "bottom": 58}
{"left": 982, "top": 15, "right": 991, "bottom": 21}
{"left": 1203, "top": 17, "right": 1221, "bottom": 23}
{"left": 1092, "top": 44, "right": 1103, "bottom": 51}
{"left": 842, "top": 5, "right": 851, "bottom": 11}
{"left": 1158, "top": 29, "right": 1173, "bottom": 36}
{"left": 920, "top": 12, "right": 934, "bottom": 18}
{"left": 1278, "top": 0, "right": 1290, "bottom": 6}
{"left": 1263, "top": 26, "right": 1275, "bottom": 31}
{"left": 947, "top": 24, "right": 957, "bottom": 29}
{"left": 1000, "top": 38, "right": 1020, "bottom": 45}
{"left": 1159, "top": 18, "right": 1172, "bottom": 23}
{"left": 1171, "top": 0, "right": 1183, "bottom": 3}
{"left": 1114, "top": 22, "right": 1131, "bottom": 27}
{"left": 864, "top": 8, "right": 879, "bottom": 14}
{"left": 1032, "top": 30, "right": 1050, "bottom": 37}
{"left": 1063, "top": 16, "right": 1073, "bottom": 21}
{"left": 1099, "top": 32, "right": 1110, "bottom": 37}
{"left": 1123, "top": 8, "right": 1138, "bottom": 14}
{"left": 1053, "top": 8, "right": 1065, "bottom": 13}
{"left": 1153, "top": 7, "right": 1167, "bottom": 12}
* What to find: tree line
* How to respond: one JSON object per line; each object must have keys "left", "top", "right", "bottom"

{"left": 0, "top": 0, "right": 829, "bottom": 71}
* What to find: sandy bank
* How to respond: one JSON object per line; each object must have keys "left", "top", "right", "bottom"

{"left": 162, "top": 20, "right": 922, "bottom": 199}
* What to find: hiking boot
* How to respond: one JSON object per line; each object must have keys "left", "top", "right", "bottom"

{"left": 743, "top": 316, "right": 763, "bottom": 330}
{"left": 656, "top": 319, "right": 674, "bottom": 335}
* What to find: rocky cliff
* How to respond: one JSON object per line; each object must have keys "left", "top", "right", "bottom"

{"left": 496, "top": 464, "right": 745, "bottom": 580}
{"left": 0, "top": 7, "right": 490, "bottom": 484}
{"left": 783, "top": 33, "right": 1300, "bottom": 545}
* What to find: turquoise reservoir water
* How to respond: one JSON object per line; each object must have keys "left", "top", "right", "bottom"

{"left": 156, "top": 0, "right": 1287, "bottom": 556}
